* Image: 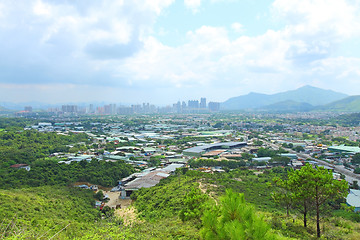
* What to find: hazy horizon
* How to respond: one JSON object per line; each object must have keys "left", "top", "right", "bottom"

{"left": 0, "top": 84, "right": 350, "bottom": 107}
{"left": 1, "top": 0, "right": 359, "bottom": 104}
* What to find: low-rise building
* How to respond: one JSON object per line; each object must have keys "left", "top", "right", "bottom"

{"left": 10, "top": 164, "right": 30, "bottom": 171}
{"left": 347, "top": 189, "right": 360, "bottom": 212}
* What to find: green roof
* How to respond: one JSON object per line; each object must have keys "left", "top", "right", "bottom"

{"left": 328, "top": 145, "right": 360, "bottom": 153}
{"left": 143, "top": 147, "right": 156, "bottom": 151}
{"left": 168, "top": 158, "right": 188, "bottom": 163}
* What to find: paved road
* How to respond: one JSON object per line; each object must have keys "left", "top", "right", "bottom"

{"left": 297, "top": 153, "right": 360, "bottom": 182}
{"left": 266, "top": 141, "right": 360, "bottom": 183}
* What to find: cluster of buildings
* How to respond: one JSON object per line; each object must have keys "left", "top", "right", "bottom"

{"left": 15, "top": 98, "right": 221, "bottom": 116}
{"left": 13, "top": 112, "right": 360, "bottom": 212}
{"left": 172, "top": 98, "right": 220, "bottom": 113}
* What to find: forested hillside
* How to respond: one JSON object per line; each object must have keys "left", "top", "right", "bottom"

{"left": 0, "top": 130, "right": 90, "bottom": 166}
{"left": 0, "top": 159, "right": 134, "bottom": 189}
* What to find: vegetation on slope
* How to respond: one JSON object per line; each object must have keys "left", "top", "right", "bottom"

{"left": 317, "top": 95, "right": 360, "bottom": 112}
{"left": 1, "top": 168, "right": 360, "bottom": 239}
{"left": 0, "top": 130, "right": 90, "bottom": 167}
{"left": 0, "top": 159, "right": 135, "bottom": 189}
{"left": 132, "top": 168, "right": 360, "bottom": 239}
{"left": 0, "top": 186, "right": 100, "bottom": 239}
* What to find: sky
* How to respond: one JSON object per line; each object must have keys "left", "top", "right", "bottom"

{"left": 0, "top": 0, "right": 360, "bottom": 105}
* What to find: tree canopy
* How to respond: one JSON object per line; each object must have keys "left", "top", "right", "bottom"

{"left": 273, "top": 164, "right": 348, "bottom": 238}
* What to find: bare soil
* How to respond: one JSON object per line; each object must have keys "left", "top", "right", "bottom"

{"left": 115, "top": 205, "right": 142, "bottom": 226}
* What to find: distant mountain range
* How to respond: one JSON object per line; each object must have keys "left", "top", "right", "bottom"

{"left": 222, "top": 85, "right": 348, "bottom": 110}
{"left": 1, "top": 85, "right": 359, "bottom": 113}
{"left": 221, "top": 85, "right": 360, "bottom": 112}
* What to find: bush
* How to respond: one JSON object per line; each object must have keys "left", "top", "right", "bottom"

{"left": 94, "top": 190, "right": 104, "bottom": 201}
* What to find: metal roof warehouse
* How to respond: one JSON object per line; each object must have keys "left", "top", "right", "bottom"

{"left": 183, "top": 141, "right": 247, "bottom": 157}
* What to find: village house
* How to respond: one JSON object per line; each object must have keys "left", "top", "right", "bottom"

{"left": 10, "top": 164, "right": 31, "bottom": 171}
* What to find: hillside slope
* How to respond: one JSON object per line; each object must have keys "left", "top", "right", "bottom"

{"left": 0, "top": 186, "right": 99, "bottom": 239}
{"left": 316, "top": 95, "right": 360, "bottom": 112}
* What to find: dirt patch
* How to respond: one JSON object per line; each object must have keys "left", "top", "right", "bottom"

{"left": 103, "top": 191, "right": 122, "bottom": 208}
{"left": 253, "top": 171, "right": 263, "bottom": 176}
{"left": 115, "top": 206, "right": 142, "bottom": 226}
{"left": 198, "top": 181, "right": 207, "bottom": 194}
{"left": 198, "top": 181, "right": 218, "bottom": 205}
{"left": 233, "top": 178, "right": 242, "bottom": 181}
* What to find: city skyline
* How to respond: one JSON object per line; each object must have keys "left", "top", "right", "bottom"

{"left": 13, "top": 97, "right": 220, "bottom": 114}
{"left": 1, "top": 0, "right": 360, "bottom": 104}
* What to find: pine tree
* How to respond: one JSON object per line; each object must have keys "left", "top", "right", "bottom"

{"left": 273, "top": 164, "right": 348, "bottom": 238}
{"left": 200, "top": 189, "right": 278, "bottom": 240}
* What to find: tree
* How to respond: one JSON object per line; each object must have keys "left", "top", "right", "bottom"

{"left": 257, "top": 147, "right": 276, "bottom": 157}
{"left": 309, "top": 166, "right": 348, "bottom": 237}
{"left": 351, "top": 153, "right": 360, "bottom": 164}
{"left": 270, "top": 156, "right": 290, "bottom": 167}
{"left": 282, "top": 143, "right": 289, "bottom": 148}
{"left": 276, "top": 164, "right": 348, "bottom": 238}
{"left": 253, "top": 140, "right": 263, "bottom": 146}
{"left": 353, "top": 181, "right": 359, "bottom": 190}
{"left": 272, "top": 177, "right": 293, "bottom": 216}
{"left": 200, "top": 189, "right": 278, "bottom": 240}
{"left": 101, "top": 206, "right": 114, "bottom": 218}
{"left": 241, "top": 152, "right": 254, "bottom": 161}
{"left": 294, "top": 146, "right": 304, "bottom": 153}
{"left": 94, "top": 190, "right": 104, "bottom": 201}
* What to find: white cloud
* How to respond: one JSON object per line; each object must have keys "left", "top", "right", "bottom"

{"left": 33, "top": 0, "right": 52, "bottom": 17}
{"left": 1, "top": 0, "right": 360, "bottom": 103}
{"left": 231, "top": 22, "right": 244, "bottom": 33}
{"left": 184, "top": 0, "right": 202, "bottom": 13}
{"left": 115, "top": 0, "right": 360, "bottom": 98}
{"left": 273, "top": 0, "right": 360, "bottom": 39}
{"left": 0, "top": 0, "right": 174, "bottom": 85}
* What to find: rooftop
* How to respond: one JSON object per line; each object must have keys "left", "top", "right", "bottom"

{"left": 183, "top": 141, "right": 247, "bottom": 154}
{"left": 347, "top": 189, "right": 360, "bottom": 208}
{"left": 328, "top": 145, "right": 360, "bottom": 154}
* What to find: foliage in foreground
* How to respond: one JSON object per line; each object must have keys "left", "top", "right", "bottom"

{"left": 201, "top": 189, "right": 282, "bottom": 240}
{"left": 1, "top": 169, "right": 360, "bottom": 239}
{"left": 0, "top": 185, "right": 200, "bottom": 240}
{"left": 0, "top": 186, "right": 99, "bottom": 239}
{"left": 273, "top": 164, "right": 348, "bottom": 238}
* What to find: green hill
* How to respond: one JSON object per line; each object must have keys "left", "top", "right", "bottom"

{"left": 222, "top": 85, "right": 347, "bottom": 110}
{"left": 0, "top": 184, "right": 200, "bottom": 239}
{"left": 1, "top": 170, "right": 360, "bottom": 239}
{"left": 316, "top": 95, "right": 360, "bottom": 112}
